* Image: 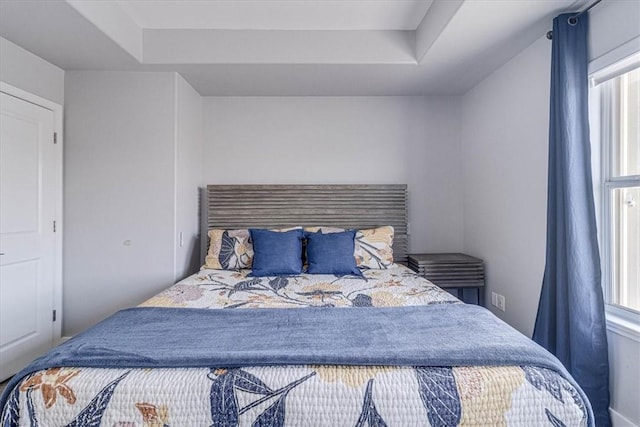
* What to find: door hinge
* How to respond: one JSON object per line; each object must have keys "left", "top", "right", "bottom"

{"left": 52, "top": 309, "right": 57, "bottom": 322}
{"left": 53, "top": 132, "right": 57, "bottom": 144}
{"left": 53, "top": 220, "right": 56, "bottom": 232}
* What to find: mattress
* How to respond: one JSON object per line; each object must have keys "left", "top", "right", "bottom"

{"left": 2, "top": 266, "right": 589, "bottom": 426}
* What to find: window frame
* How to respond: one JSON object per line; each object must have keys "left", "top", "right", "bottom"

{"left": 590, "top": 51, "right": 640, "bottom": 331}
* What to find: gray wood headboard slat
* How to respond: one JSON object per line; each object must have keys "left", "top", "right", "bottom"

{"left": 201, "top": 184, "right": 408, "bottom": 264}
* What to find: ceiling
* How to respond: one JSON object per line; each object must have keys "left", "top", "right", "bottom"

{"left": 115, "top": 0, "right": 434, "bottom": 30}
{"left": 0, "top": 0, "right": 587, "bottom": 96}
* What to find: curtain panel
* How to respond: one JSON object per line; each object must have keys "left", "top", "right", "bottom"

{"left": 533, "top": 12, "right": 611, "bottom": 427}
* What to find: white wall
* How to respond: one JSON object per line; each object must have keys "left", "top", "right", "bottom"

{"left": 0, "top": 36, "right": 64, "bottom": 105}
{"left": 64, "top": 71, "right": 178, "bottom": 336}
{"left": 461, "top": 35, "right": 550, "bottom": 337}
{"left": 608, "top": 328, "right": 640, "bottom": 426}
{"left": 175, "top": 74, "right": 203, "bottom": 280}
{"left": 461, "top": 2, "right": 640, "bottom": 425}
{"left": 203, "top": 96, "right": 463, "bottom": 253}
{"left": 588, "top": 0, "right": 640, "bottom": 63}
{"left": 64, "top": 71, "right": 204, "bottom": 335}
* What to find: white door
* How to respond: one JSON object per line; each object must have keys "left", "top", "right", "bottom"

{"left": 0, "top": 92, "right": 57, "bottom": 380}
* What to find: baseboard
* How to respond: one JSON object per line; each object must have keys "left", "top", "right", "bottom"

{"left": 611, "top": 408, "right": 639, "bottom": 427}
{"left": 58, "top": 336, "right": 73, "bottom": 344}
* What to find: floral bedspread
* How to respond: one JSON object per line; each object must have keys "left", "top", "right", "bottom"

{"left": 141, "top": 265, "right": 459, "bottom": 309}
{"left": 2, "top": 266, "right": 588, "bottom": 426}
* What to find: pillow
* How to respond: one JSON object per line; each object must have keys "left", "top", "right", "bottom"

{"left": 250, "top": 228, "right": 304, "bottom": 276}
{"left": 303, "top": 225, "right": 395, "bottom": 269}
{"left": 204, "top": 229, "right": 253, "bottom": 270}
{"left": 204, "top": 226, "right": 302, "bottom": 270}
{"left": 305, "top": 230, "right": 362, "bottom": 276}
{"left": 354, "top": 226, "right": 395, "bottom": 269}
{"left": 301, "top": 227, "right": 345, "bottom": 264}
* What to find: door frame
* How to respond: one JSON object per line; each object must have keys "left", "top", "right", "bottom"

{"left": 1, "top": 81, "right": 63, "bottom": 345}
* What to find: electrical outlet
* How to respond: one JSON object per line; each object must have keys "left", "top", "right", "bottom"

{"left": 497, "top": 294, "right": 506, "bottom": 312}
{"left": 179, "top": 232, "right": 184, "bottom": 247}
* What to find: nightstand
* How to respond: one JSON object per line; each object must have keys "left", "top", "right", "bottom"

{"left": 408, "top": 253, "right": 485, "bottom": 306}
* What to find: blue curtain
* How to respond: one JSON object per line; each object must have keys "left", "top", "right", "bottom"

{"left": 533, "top": 12, "right": 611, "bottom": 427}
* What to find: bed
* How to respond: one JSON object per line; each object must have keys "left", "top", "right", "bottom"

{"left": 0, "top": 185, "right": 592, "bottom": 426}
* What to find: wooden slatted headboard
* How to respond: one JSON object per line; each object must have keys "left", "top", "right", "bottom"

{"left": 201, "top": 184, "right": 408, "bottom": 264}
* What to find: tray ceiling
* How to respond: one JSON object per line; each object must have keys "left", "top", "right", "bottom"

{"left": 115, "top": 0, "right": 434, "bottom": 30}
{"left": 0, "top": 0, "right": 588, "bottom": 95}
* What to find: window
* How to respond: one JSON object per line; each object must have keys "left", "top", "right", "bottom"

{"left": 591, "top": 53, "right": 640, "bottom": 317}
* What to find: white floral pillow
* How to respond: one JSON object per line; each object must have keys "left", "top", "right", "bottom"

{"left": 205, "top": 229, "right": 253, "bottom": 270}
{"left": 354, "top": 226, "right": 395, "bottom": 269}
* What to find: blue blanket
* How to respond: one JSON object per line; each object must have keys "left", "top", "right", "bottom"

{"left": 0, "top": 304, "right": 593, "bottom": 424}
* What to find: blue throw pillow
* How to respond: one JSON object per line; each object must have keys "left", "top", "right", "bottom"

{"left": 249, "top": 228, "right": 304, "bottom": 276}
{"left": 305, "top": 230, "right": 363, "bottom": 276}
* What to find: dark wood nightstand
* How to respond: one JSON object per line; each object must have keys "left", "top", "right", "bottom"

{"left": 408, "top": 253, "right": 485, "bottom": 306}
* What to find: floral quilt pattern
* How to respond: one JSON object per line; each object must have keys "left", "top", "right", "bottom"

{"left": 2, "top": 266, "right": 588, "bottom": 426}
{"left": 141, "top": 266, "right": 459, "bottom": 309}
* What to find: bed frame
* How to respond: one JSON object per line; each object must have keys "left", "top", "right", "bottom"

{"left": 201, "top": 184, "right": 408, "bottom": 264}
